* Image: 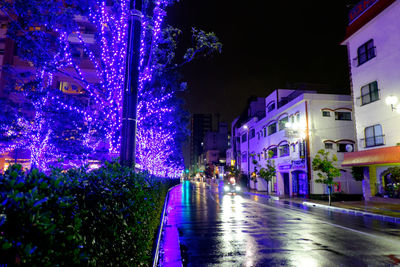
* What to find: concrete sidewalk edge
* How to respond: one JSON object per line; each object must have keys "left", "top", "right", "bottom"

{"left": 302, "top": 201, "right": 400, "bottom": 224}
{"left": 245, "top": 191, "right": 400, "bottom": 224}
{"left": 154, "top": 185, "right": 183, "bottom": 267}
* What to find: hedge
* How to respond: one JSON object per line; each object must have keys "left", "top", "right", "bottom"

{"left": 0, "top": 162, "right": 179, "bottom": 266}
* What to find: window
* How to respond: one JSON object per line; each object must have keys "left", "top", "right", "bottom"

{"left": 278, "top": 116, "right": 288, "bottom": 131}
{"left": 58, "top": 81, "right": 83, "bottom": 94}
{"left": 269, "top": 147, "right": 278, "bottom": 158}
{"left": 241, "top": 133, "right": 247, "bottom": 143}
{"left": 267, "top": 101, "right": 275, "bottom": 113}
{"left": 322, "top": 111, "right": 331, "bottom": 117}
{"left": 242, "top": 153, "right": 247, "bottom": 162}
{"left": 249, "top": 129, "right": 255, "bottom": 139}
{"left": 279, "top": 144, "right": 290, "bottom": 157}
{"left": 325, "top": 143, "right": 333, "bottom": 149}
{"left": 257, "top": 132, "right": 260, "bottom": 139}
{"left": 263, "top": 127, "right": 266, "bottom": 137}
{"left": 291, "top": 144, "right": 296, "bottom": 152}
{"left": 296, "top": 113, "right": 300, "bottom": 122}
{"left": 361, "top": 81, "right": 379, "bottom": 105}
{"left": 335, "top": 112, "right": 351, "bottom": 121}
{"left": 365, "top": 124, "right": 384, "bottom": 147}
{"left": 337, "top": 143, "right": 354, "bottom": 152}
{"left": 267, "top": 123, "right": 277, "bottom": 135}
{"left": 357, "top": 39, "right": 375, "bottom": 66}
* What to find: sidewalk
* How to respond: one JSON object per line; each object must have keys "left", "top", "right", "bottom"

{"left": 245, "top": 189, "right": 400, "bottom": 222}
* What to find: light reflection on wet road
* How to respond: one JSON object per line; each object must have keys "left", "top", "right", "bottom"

{"left": 168, "top": 181, "right": 400, "bottom": 266}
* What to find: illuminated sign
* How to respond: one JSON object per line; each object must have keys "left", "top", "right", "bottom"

{"left": 278, "top": 163, "right": 292, "bottom": 170}
{"left": 349, "top": 0, "right": 378, "bottom": 24}
{"left": 292, "top": 160, "right": 306, "bottom": 170}
{"left": 299, "top": 140, "right": 306, "bottom": 159}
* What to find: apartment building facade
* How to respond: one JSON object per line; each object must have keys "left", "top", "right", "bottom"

{"left": 341, "top": 0, "right": 400, "bottom": 200}
{"left": 233, "top": 89, "right": 362, "bottom": 197}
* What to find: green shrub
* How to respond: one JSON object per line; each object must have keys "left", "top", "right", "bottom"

{"left": 0, "top": 162, "right": 178, "bottom": 266}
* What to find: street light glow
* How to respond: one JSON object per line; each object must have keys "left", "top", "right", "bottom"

{"left": 385, "top": 95, "right": 398, "bottom": 105}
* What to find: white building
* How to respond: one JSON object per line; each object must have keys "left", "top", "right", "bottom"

{"left": 237, "top": 89, "right": 362, "bottom": 197}
{"left": 341, "top": 0, "right": 400, "bottom": 200}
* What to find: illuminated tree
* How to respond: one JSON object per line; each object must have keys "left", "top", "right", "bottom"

{"left": 0, "top": 0, "right": 221, "bottom": 175}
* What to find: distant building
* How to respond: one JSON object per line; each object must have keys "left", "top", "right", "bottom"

{"left": 0, "top": 14, "right": 96, "bottom": 171}
{"left": 229, "top": 97, "right": 266, "bottom": 172}
{"left": 341, "top": 0, "right": 400, "bottom": 200}
{"left": 189, "top": 114, "right": 213, "bottom": 172}
{"left": 197, "top": 122, "right": 229, "bottom": 174}
{"left": 232, "top": 89, "right": 361, "bottom": 197}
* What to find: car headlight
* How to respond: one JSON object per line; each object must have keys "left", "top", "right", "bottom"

{"left": 236, "top": 186, "right": 241, "bottom": 191}
{"left": 224, "top": 185, "right": 229, "bottom": 191}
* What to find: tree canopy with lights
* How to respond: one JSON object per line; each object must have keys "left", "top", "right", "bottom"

{"left": 0, "top": 0, "right": 221, "bottom": 176}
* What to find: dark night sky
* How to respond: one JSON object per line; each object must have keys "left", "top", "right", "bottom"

{"left": 166, "top": 1, "right": 354, "bottom": 126}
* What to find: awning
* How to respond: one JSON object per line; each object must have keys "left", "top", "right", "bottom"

{"left": 342, "top": 146, "right": 400, "bottom": 167}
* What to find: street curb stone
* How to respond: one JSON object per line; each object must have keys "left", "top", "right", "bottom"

{"left": 245, "top": 191, "right": 400, "bottom": 224}
{"left": 302, "top": 201, "right": 400, "bottom": 224}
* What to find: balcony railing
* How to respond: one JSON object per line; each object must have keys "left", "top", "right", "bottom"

{"left": 355, "top": 89, "right": 380, "bottom": 106}
{"left": 361, "top": 135, "right": 385, "bottom": 148}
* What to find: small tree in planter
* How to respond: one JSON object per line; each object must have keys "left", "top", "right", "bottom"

{"left": 252, "top": 151, "right": 276, "bottom": 193}
{"left": 312, "top": 149, "right": 340, "bottom": 206}
{"left": 252, "top": 158, "right": 259, "bottom": 184}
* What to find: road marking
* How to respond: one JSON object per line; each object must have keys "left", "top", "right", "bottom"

{"left": 246, "top": 198, "right": 400, "bottom": 246}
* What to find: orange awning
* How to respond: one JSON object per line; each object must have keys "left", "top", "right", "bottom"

{"left": 342, "top": 146, "right": 400, "bottom": 166}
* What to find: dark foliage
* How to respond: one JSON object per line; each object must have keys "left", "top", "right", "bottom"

{"left": 0, "top": 163, "right": 178, "bottom": 266}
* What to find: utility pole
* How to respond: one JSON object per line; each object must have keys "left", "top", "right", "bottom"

{"left": 120, "top": 0, "right": 142, "bottom": 167}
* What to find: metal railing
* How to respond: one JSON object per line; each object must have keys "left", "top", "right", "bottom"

{"left": 361, "top": 135, "right": 385, "bottom": 148}
{"left": 356, "top": 89, "right": 380, "bottom": 106}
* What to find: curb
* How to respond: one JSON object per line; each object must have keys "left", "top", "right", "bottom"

{"left": 245, "top": 191, "right": 280, "bottom": 200}
{"left": 302, "top": 201, "right": 400, "bottom": 224}
{"left": 245, "top": 191, "right": 400, "bottom": 224}
{"left": 153, "top": 184, "right": 182, "bottom": 267}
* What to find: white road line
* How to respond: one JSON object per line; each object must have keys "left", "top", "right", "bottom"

{"left": 247, "top": 198, "right": 400, "bottom": 246}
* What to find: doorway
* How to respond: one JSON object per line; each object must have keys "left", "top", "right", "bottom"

{"left": 283, "top": 173, "right": 290, "bottom": 195}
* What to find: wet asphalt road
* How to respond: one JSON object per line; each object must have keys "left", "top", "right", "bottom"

{"left": 166, "top": 181, "right": 400, "bottom": 267}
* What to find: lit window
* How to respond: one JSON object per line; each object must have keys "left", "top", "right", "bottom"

{"left": 278, "top": 116, "right": 288, "bottom": 131}
{"left": 361, "top": 81, "right": 379, "bottom": 105}
{"left": 357, "top": 39, "right": 375, "bottom": 66}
